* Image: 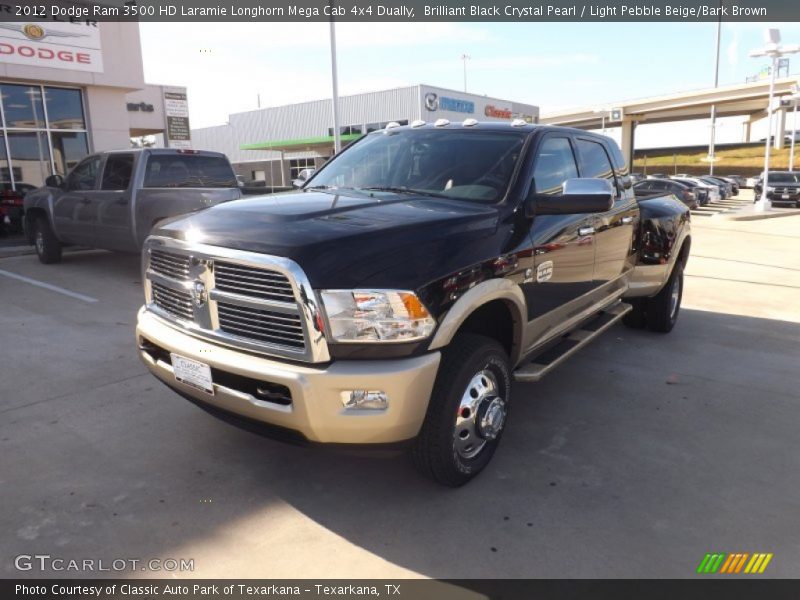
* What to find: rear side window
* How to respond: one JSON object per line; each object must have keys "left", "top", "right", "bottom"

{"left": 576, "top": 139, "right": 616, "bottom": 184}
{"left": 532, "top": 137, "right": 579, "bottom": 195}
{"left": 143, "top": 154, "right": 236, "bottom": 188}
{"left": 101, "top": 154, "right": 134, "bottom": 191}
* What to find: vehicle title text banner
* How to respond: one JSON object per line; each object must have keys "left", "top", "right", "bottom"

{"left": 4, "top": 0, "right": 800, "bottom": 22}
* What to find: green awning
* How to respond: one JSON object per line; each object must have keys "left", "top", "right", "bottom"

{"left": 240, "top": 133, "right": 363, "bottom": 152}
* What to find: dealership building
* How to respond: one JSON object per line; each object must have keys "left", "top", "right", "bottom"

{"left": 0, "top": 20, "right": 189, "bottom": 191}
{"left": 191, "top": 85, "right": 539, "bottom": 186}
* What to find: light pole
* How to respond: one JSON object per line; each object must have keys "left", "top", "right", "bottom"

{"left": 593, "top": 108, "right": 610, "bottom": 135}
{"left": 708, "top": 4, "right": 722, "bottom": 175}
{"left": 789, "top": 90, "right": 800, "bottom": 171}
{"left": 328, "top": 1, "right": 341, "bottom": 154}
{"left": 750, "top": 28, "right": 800, "bottom": 211}
{"left": 460, "top": 53, "right": 471, "bottom": 93}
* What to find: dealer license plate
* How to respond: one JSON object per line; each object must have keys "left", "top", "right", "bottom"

{"left": 782, "top": 194, "right": 790, "bottom": 199}
{"left": 171, "top": 354, "right": 214, "bottom": 395}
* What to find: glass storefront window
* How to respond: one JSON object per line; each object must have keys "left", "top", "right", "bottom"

{"left": 45, "top": 87, "right": 86, "bottom": 130}
{"left": 1, "top": 84, "right": 46, "bottom": 129}
{"left": 7, "top": 131, "right": 52, "bottom": 188}
{"left": 0, "top": 82, "right": 89, "bottom": 190}
{"left": 51, "top": 131, "right": 90, "bottom": 177}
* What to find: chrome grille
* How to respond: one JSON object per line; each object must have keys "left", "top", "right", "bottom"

{"left": 143, "top": 238, "right": 329, "bottom": 363}
{"left": 150, "top": 249, "right": 190, "bottom": 280}
{"left": 152, "top": 282, "right": 193, "bottom": 321}
{"left": 217, "top": 303, "right": 305, "bottom": 349}
{"left": 214, "top": 261, "right": 294, "bottom": 302}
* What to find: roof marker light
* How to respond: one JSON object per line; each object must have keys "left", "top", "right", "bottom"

{"left": 434, "top": 118, "right": 450, "bottom": 127}
{"left": 411, "top": 119, "right": 426, "bottom": 128}
{"left": 462, "top": 118, "right": 478, "bottom": 127}
{"left": 385, "top": 121, "right": 401, "bottom": 129}
{"left": 511, "top": 119, "right": 527, "bottom": 127}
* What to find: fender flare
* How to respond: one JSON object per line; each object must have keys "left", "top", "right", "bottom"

{"left": 427, "top": 278, "right": 526, "bottom": 365}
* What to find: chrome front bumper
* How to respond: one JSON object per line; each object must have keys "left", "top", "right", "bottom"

{"left": 136, "top": 308, "right": 441, "bottom": 444}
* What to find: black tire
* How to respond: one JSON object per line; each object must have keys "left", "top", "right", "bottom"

{"left": 622, "top": 298, "right": 647, "bottom": 329}
{"left": 33, "top": 214, "right": 62, "bottom": 264}
{"left": 412, "top": 333, "right": 511, "bottom": 487}
{"left": 646, "top": 262, "right": 684, "bottom": 333}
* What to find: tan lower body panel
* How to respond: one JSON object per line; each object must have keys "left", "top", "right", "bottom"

{"left": 136, "top": 308, "right": 441, "bottom": 444}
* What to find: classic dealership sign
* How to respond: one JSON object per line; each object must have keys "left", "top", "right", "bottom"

{"left": 0, "top": 21, "right": 103, "bottom": 73}
{"left": 485, "top": 105, "right": 513, "bottom": 119}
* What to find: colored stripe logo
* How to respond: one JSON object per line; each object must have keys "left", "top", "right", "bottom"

{"left": 697, "top": 552, "right": 773, "bottom": 574}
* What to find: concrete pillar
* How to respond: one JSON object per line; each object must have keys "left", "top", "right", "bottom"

{"left": 743, "top": 121, "right": 752, "bottom": 143}
{"left": 775, "top": 107, "right": 786, "bottom": 149}
{"left": 620, "top": 119, "right": 636, "bottom": 169}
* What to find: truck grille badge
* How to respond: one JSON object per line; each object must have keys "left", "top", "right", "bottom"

{"left": 191, "top": 281, "right": 207, "bottom": 307}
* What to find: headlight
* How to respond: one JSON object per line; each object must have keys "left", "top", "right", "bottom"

{"left": 766, "top": 186, "right": 775, "bottom": 192}
{"left": 320, "top": 290, "right": 436, "bottom": 343}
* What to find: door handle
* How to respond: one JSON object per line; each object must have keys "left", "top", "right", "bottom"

{"left": 621, "top": 216, "right": 633, "bottom": 224}
{"left": 578, "top": 226, "right": 595, "bottom": 236}
{"left": 79, "top": 197, "right": 90, "bottom": 205}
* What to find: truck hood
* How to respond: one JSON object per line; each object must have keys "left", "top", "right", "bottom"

{"left": 154, "top": 189, "right": 501, "bottom": 288}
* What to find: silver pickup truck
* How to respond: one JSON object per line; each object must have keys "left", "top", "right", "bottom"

{"left": 24, "top": 148, "right": 241, "bottom": 263}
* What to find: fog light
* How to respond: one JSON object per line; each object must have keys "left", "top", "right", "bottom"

{"left": 342, "top": 390, "right": 388, "bottom": 410}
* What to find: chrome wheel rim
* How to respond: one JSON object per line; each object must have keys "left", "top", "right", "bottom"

{"left": 669, "top": 273, "right": 681, "bottom": 320}
{"left": 35, "top": 230, "right": 44, "bottom": 254}
{"left": 454, "top": 369, "right": 506, "bottom": 459}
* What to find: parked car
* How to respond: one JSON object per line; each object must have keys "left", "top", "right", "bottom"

{"left": 292, "top": 167, "right": 316, "bottom": 188}
{"left": 135, "top": 122, "right": 691, "bottom": 486}
{"left": 629, "top": 172, "right": 646, "bottom": 184}
{"left": 24, "top": 149, "right": 242, "bottom": 264}
{"left": 646, "top": 173, "right": 671, "bottom": 179}
{"left": 633, "top": 178, "right": 700, "bottom": 209}
{"left": 671, "top": 177, "right": 721, "bottom": 202}
{"left": 745, "top": 175, "right": 761, "bottom": 189}
{"left": 754, "top": 171, "right": 800, "bottom": 207}
{"left": 701, "top": 175, "right": 734, "bottom": 198}
{"left": 720, "top": 174, "right": 746, "bottom": 190}
{"left": 0, "top": 182, "right": 35, "bottom": 235}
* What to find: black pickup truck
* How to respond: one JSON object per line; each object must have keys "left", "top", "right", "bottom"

{"left": 136, "top": 121, "right": 690, "bottom": 486}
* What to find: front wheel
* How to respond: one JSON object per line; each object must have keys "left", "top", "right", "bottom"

{"left": 33, "top": 215, "right": 62, "bottom": 264}
{"left": 412, "top": 333, "right": 511, "bottom": 487}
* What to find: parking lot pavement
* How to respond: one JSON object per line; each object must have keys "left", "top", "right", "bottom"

{"left": 1, "top": 219, "right": 799, "bottom": 579}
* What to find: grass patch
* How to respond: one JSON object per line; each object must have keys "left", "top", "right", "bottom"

{"left": 633, "top": 144, "right": 798, "bottom": 175}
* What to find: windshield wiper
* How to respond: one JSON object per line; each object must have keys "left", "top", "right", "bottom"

{"left": 359, "top": 186, "right": 450, "bottom": 198}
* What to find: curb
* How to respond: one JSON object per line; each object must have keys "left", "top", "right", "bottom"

{"left": 721, "top": 208, "right": 800, "bottom": 221}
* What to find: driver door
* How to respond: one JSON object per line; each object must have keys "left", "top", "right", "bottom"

{"left": 52, "top": 155, "right": 101, "bottom": 245}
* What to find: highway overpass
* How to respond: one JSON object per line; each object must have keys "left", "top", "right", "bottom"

{"left": 540, "top": 77, "right": 800, "bottom": 167}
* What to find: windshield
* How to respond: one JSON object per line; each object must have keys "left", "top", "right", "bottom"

{"left": 769, "top": 172, "right": 800, "bottom": 183}
{"left": 308, "top": 129, "right": 527, "bottom": 203}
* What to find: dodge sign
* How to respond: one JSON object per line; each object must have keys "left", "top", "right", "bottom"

{"left": 0, "top": 21, "right": 103, "bottom": 73}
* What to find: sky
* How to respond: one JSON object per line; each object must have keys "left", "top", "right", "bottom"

{"left": 138, "top": 21, "right": 800, "bottom": 148}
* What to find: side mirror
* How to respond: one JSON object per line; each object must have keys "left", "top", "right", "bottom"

{"left": 45, "top": 174, "right": 64, "bottom": 188}
{"left": 525, "top": 178, "right": 614, "bottom": 217}
{"left": 291, "top": 179, "right": 304, "bottom": 189}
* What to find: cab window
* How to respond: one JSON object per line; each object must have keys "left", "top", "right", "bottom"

{"left": 532, "top": 137, "right": 579, "bottom": 195}
{"left": 576, "top": 139, "right": 617, "bottom": 184}
{"left": 66, "top": 156, "right": 101, "bottom": 191}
